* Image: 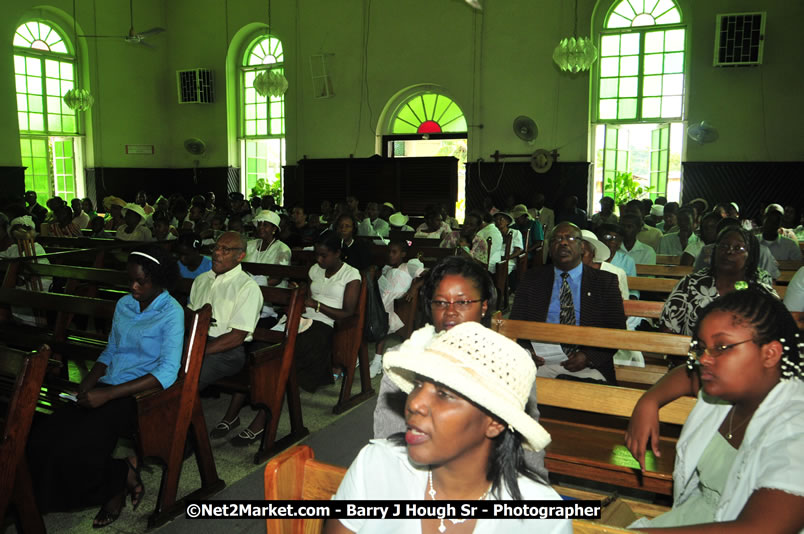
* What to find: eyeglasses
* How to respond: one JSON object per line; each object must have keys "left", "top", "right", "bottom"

{"left": 549, "top": 235, "right": 580, "bottom": 245}
{"left": 430, "top": 299, "right": 483, "bottom": 310}
{"left": 211, "top": 245, "right": 244, "bottom": 254}
{"left": 716, "top": 243, "right": 748, "bottom": 254}
{"left": 600, "top": 234, "right": 620, "bottom": 242}
{"left": 689, "top": 339, "right": 754, "bottom": 360}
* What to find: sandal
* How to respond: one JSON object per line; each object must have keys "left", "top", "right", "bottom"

{"left": 210, "top": 416, "right": 240, "bottom": 439}
{"left": 126, "top": 458, "right": 145, "bottom": 511}
{"left": 230, "top": 427, "right": 264, "bottom": 447}
{"left": 93, "top": 503, "right": 122, "bottom": 529}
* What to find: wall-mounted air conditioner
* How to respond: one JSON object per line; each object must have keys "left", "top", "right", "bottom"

{"left": 714, "top": 12, "right": 765, "bottom": 67}
{"left": 177, "top": 68, "right": 215, "bottom": 104}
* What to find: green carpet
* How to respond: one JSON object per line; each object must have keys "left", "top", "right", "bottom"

{"left": 4, "top": 372, "right": 384, "bottom": 534}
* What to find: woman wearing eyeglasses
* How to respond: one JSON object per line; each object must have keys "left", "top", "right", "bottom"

{"left": 659, "top": 227, "right": 777, "bottom": 336}
{"left": 626, "top": 288, "right": 804, "bottom": 532}
{"left": 373, "top": 257, "right": 547, "bottom": 481}
{"left": 328, "top": 323, "right": 571, "bottom": 534}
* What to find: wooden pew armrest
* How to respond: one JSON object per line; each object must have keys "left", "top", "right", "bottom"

{"left": 249, "top": 343, "right": 283, "bottom": 366}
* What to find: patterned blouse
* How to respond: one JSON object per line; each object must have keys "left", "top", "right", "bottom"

{"left": 439, "top": 231, "right": 489, "bottom": 267}
{"left": 659, "top": 268, "right": 777, "bottom": 336}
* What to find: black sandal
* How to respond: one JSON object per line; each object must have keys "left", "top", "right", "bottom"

{"left": 126, "top": 457, "right": 145, "bottom": 511}
{"left": 93, "top": 497, "right": 124, "bottom": 529}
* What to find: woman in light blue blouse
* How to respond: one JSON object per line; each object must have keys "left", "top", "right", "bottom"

{"left": 177, "top": 232, "right": 213, "bottom": 279}
{"left": 27, "top": 245, "right": 184, "bottom": 528}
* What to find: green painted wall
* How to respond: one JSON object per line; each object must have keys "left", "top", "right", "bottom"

{"left": 1, "top": 0, "right": 802, "bottom": 178}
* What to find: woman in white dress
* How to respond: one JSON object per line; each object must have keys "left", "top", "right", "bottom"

{"left": 326, "top": 322, "right": 571, "bottom": 534}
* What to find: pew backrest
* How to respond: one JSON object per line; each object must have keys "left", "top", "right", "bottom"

{"left": 0, "top": 345, "right": 51, "bottom": 524}
{"left": 264, "top": 445, "right": 639, "bottom": 534}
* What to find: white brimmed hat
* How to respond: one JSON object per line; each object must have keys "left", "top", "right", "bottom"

{"left": 389, "top": 212, "right": 410, "bottom": 227}
{"left": 10, "top": 215, "right": 35, "bottom": 230}
{"left": 581, "top": 229, "right": 609, "bottom": 263}
{"left": 253, "top": 210, "right": 281, "bottom": 228}
{"left": 122, "top": 203, "right": 146, "bottom": 221}
{"left": 511, "top": 204, "right": 532, "bottom": 220}
{"left": 494, "top": 211, "right": 514, "bottom": 224}
{"left": 383, "top": 322, "right": 551, "bottom": 452}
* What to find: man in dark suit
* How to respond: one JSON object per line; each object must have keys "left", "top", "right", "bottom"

{"left": 511, "top": 222, "right": 626, "bottom": 383}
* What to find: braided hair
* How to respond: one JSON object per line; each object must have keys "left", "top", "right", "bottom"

{"left": 693, "top": 288, "right": 802, "bottom": 380}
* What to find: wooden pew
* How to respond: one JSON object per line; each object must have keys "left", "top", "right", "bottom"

{"left": 263, "top": 445, "right": 642, "bottom": 534}
{"left": 212, "top": 285, "right": 310, "bottom": 464}
{"left": 635, "top": 264, "right": 692, "bottom": 277}
{"left": 622, "top": 299, "right": 663, "bottom": 320}
{"left": 134, "top": 303, "right": 226, "bottom": 527}
{"left": 627, "top": 276, "right": 788, "bottom": 299}
{"left": 0, "top": 345, "right": 51, "bottom": 534}
{"left": 0, "top": 288, "right": 117, "bottom": 370}
{"left": 240, "top": 263, "right": 375, "bottom": 414}
{"left": 332, "top": 274, "right": 374, "bottom": 414}
{"left": 490, "top": 316, "right": 695, "bottom": 494}
{"left": 533, "top": 377, "right": 693, "bottom": 496}
{"left": 492, "top": 313, "right": 687, "bottom": 386}
{"left": 776, "top": 269, "right": 797, "bottom": 284}
{"left": 0, "top": 288, "right": 226, "bottom": 526}
{"left": 626, "top": 276, "right": 678, "bottom": 295}
{"left": 777, "top": 260, "right": 802, "bottom": 271}
{"left": 409, "top": 246, "right": 459, "bottom": 268}
{"left": 655, "top": 255, "right": 680, "bottom": 265}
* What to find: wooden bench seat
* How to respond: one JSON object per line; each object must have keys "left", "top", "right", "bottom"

{"left": 240, "top": 263, "right": 376, "bottom": 413}
{"left": 534, "top": 377, "right": 693, "bottom": 495}
{"left": 135, "top": 304, "right": 225, "bottom": 528}
{"left": 263, "top": 444, "right": 643, "bottom": 534}
{"left": 0, "top": 345, "right": 51, "bottom": 533}
{"left": 0, "top": 282, "right": 225, "bottom": 527}
{"left": 212, "top": 285, "right": 310, "bottom": 464}
{"left": 635, "top": 264, "right": 692, "bottom": 277}
{"left": 332, "top": 274, "right": 374, "bottom": 414}
{"left": 491, "top": 316, "right": 695, "bottom": 493}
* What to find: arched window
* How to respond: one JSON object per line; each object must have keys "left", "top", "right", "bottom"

{"left": 13, "top": 20, "right": 84, "bottom": 202}
{"left": 391, "top": 93, "right": 467, "bottom": 134}
{"left": 240, "top": 34, "right": 285, "bottom": 196}
{"left": 592, "top": 0, "right": 686, "bottom": 202}
{"left": 382, "top": 90, "right": 468, "bottom": 221}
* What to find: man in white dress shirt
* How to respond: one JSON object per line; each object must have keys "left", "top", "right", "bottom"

{"left": 759, "top": 205, "right": 802, "bottom": 262}
{"left": 619, "top": 212, "right": 657, "bottom": 265}
{"left": 528, "top": 193, "right": 554, "bottom": 236}
{"left": 192, "top": 231, "right": 263, "bottom": 390}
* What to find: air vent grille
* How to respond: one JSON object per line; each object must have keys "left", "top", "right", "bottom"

{"left": 177, "top": 68, "right": 215, "bottom": 104}
{"left": 714, "top": 12, "right": 765, "bottom": 67}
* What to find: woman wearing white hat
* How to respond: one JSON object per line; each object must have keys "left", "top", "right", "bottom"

{"left": 115, "top": 203, "right": 153, "bottom": 241}
{"left": 327, "top": 322, "right": 570, "bottom": 534}
{"left": 244, "top": 210, "right": 291, "bottom": 281}
{"left": 389, "top": 212, "right": 414, "bottom": 232}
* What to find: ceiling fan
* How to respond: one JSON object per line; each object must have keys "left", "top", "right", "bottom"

{"left": 79, "top": 0, "right": 165, "bottom": 48}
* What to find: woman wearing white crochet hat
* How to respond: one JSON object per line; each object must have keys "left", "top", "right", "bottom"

{"left": 327, "top": 322, "right": 571, "bottom": 534}
{"left": 116, "top": 203, "right": 153, "bottom": 241}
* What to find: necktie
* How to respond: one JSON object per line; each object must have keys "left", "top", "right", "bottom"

{"left": 559, "top": 272, "right": 577, "bottom": 355}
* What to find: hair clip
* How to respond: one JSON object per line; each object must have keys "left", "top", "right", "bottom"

{"left": 734, "top": 280, "right": 748, "bottom": 290}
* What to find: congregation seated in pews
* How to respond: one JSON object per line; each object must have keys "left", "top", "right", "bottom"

{"left": 2, "top": 185, "right": 803, "bottom": 533}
